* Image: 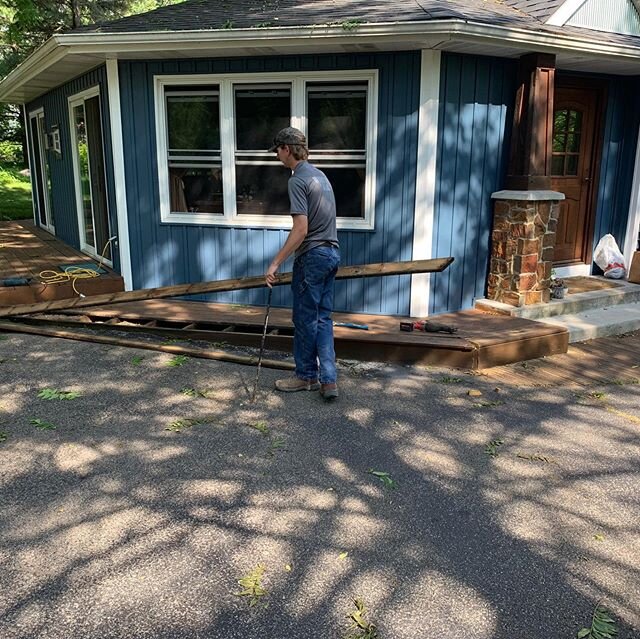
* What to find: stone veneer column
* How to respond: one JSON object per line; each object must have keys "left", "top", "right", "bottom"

{"left": 488, "top": 190, "right": 565, "bottom": 307}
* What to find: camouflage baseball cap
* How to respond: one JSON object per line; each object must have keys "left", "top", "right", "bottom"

{"left": 268, "top": 127, "right": 307, "bottom": 152}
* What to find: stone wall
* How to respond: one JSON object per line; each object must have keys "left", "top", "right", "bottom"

{"left": 488, "top": 192, "right": 563, "bottom": 307}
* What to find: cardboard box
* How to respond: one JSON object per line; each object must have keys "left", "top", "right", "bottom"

{"left": 629, "top": 251, "right": 640, "bottom": 284}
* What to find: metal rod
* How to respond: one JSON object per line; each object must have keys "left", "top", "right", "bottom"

{"left": 252, "top": 286, "right": 273, "bottom": 401}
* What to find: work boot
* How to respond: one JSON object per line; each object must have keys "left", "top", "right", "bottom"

{"left": 275, "top": 377, "right": 320, "bottom": 392}
{"left": 320, "top": 383, "right": 339, "bottom": 401}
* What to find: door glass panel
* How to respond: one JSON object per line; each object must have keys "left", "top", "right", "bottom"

{"left": 30, "top": 117, "right": 47, "bottom": 226}
{"left": 566, "top": 155, "right": 579, "bottom": 175}
{"left": 72, "top": 94, "right": 111, "bottom": 259}
{"left": 568, "top": 110, "right": 582, "bottom": 131}
{"left": 552, "top": 133, "right": 566, "bottom": 152}
{"left": 73, "top": 103, "right": 95, "bottom": 249}
{"left": 29, "top": 115, "right": 54, "bottom": 229}
{"left": 551, "top": 156, "right": 565, "bottom": 176}
{"left": 85, "top": 96, "right": 111, "bottom": 260}
{"left": 566, "top": 133, "right": 580, "bottom": 153}
{"left": 551, "top": 108, "right": 584, "bottom": 177}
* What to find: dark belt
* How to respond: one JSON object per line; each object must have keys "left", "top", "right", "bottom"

{"left": 317, "top": 241, "right": 338, "bottom": 248}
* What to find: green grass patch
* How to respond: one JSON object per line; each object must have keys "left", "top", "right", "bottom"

{"left": 0, "top": 164, "right": 33, "bottom": 221}
{"left": 30, "top": 418, "right": 57, "bottom": 430}
{"left": 38, "top": 388, "right": 80, "bottom": 400}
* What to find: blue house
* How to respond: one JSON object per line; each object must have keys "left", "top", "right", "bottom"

{"left": 1, "top": 0, "right": 639, "bottom": 315}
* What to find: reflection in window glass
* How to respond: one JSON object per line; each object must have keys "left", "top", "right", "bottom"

{"left": 568, "top": 110, "right": 582, "bottom": 131}
{"left": 166, "top": 87, "right": 223, "bottom": 214}
{"left": 235, "top": 165, "right": 290, "bottom": 216}
{"left": 322, "top": 167, "right": 365, "bottom": 218}
{"left": 307, "top": 82, "right": 367, "bottom": 218}
{"left": 235, "top": 85, "right": 290, "bottom": 150}
{"left": 308, "top": 84, "right": 366, "bottom": 150}
{"left": 234, "top": 84, "right": 291, "bottom": 215}
{"left": 552, "top": 134, "right": 566, "bottom": 153}
{"left": 73, "top": 104, "right": 95, "bottom": 247}
{"left": 566, "top": 133, "right": 580, "bottom": 153}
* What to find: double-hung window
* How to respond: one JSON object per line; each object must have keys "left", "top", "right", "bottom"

{"left": 155, "top": 70, "right": 377, "bottom": 229}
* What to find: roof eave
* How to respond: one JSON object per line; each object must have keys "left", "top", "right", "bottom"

{"left": 3, "top": 19, "right": 640, "bottom": 103}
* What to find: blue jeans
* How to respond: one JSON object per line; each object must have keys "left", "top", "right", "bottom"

{"left": 292, "top": 246, "right": 340, "bottom": 384}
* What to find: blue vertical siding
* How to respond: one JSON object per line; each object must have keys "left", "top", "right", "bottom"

{"left": 430, "top": 53, "right": 516, "bottom": 313}
{"left": 118, "top": 52, "right": 420, "bottom": 314}
{"left": 593, "top": 76, "right": 640, "bottom": 254}
{"left": 26, "top": 65, "right": 119, "bottom": 271}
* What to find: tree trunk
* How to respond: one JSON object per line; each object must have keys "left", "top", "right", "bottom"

{"left": 70, "top": 0, "right": 82, "bottom": 28}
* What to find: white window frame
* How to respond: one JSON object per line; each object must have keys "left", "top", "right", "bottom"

{"left": 154, "top": 69, "right": 378, "bottom": 230}
{"left": 68, "top": 85, "right": 113, "bottom": 266}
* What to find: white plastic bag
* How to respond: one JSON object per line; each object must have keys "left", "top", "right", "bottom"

{"left": 593, "top": 234, "right": 626, "bottom": 279}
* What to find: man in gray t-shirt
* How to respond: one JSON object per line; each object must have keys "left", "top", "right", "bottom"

{"left": 265, "top": 127, "right": 340, "bottom": 400}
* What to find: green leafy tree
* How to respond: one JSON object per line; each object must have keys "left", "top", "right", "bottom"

{"left": 0, "top": 0, "right": 182, "bottom": 146}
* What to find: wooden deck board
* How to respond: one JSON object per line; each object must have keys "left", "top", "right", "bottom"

{"left": 0, "top": 220, "right": 124, "bottom": 305}
{"left": 481, "top": 331, "right": 640, "bottom": 386}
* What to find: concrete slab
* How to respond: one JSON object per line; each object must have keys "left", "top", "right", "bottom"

{"left": 536, "top": 301, "right": 640, "bottom": 342}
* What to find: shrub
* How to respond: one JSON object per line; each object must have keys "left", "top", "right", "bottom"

{"left": 0, "top": 141, "right": 24, "bottom": 166}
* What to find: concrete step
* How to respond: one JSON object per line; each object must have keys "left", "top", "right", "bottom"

{"left": 534, "top": 301, "right": 640, "bottom": 343}
{"left": 476, "top": 279, "right": 640, "bottom": 319}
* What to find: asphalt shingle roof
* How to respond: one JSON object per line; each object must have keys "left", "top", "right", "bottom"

{"left": 73, "top": 0, "right": 534, "bottom": 33}
{"left": 68, "top": 0, "right": 640, "bottom": 50}
{"left": 502, "top": 0, "right": 566, "bottom": 21}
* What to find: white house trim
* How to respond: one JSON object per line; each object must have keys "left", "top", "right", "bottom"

{"left": 153, "top": 69, "right": 378, "bottom": 230}
{"left": 106, "top": 59, "right": 133, "bottom": 291}
{"left": 547, "top": 0, "right": 589, "bottom": 26}
{"left": 623, "top": 122, "right": 640, "bottom": 269}
{"left": 410, "top": 50, "right": 441, "bottom": 319}
{"left": 8, "top": 20, "right": 640, "bottom": 103}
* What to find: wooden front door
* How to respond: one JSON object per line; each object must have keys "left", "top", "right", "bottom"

{"left": 551, "top": 85, "right": 602, "bottom": 265}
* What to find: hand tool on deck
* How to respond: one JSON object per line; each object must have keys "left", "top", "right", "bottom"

{"left": 333, "top": 321, "right": 369, "bottom": 330}
{"left": 251, "top": 287, "right": 273, "bottom": 402}
{"left": 399, "top": 320, "right": 458, "bottom": 334}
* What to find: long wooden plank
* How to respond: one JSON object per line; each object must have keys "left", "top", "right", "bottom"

{"left": 0, "top": 257, "right": 453, "bottom": 318}
{"left": 0, "top": 321, "right": 295, "bottom": 371}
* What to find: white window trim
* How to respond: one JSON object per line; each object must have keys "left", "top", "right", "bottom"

{"left": 154, "top": 69, "right": 378, "bottom": 230}
{"left": 68, "top": 85, "right": 113, "bottom": 266}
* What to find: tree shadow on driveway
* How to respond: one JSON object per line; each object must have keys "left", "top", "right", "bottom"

{"left": 0, "top": 334, "right": 638, "bottom": 638}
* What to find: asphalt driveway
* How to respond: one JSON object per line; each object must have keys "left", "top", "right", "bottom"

{"left": 0, "top": 333, "right": 638, "bottom": 638}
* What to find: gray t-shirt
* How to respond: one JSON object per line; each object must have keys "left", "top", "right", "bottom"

{"left": 288, "top": 161, "right": 339, "bottom": 257}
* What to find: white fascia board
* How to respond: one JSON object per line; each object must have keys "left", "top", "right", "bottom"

{"left": 546, "top": 0, "right": 588, "bottom": 27}
{"left": 0, "top": 39, "right": 67, "bottom": 103}
{"left": 6, "top": 19, "right": 640, "bottom": 103}
{"left": 410, "top": 50, "right": 441, "bottom": 319}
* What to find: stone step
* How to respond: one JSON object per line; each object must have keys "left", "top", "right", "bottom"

{"left": 534, "top": 302, "right": 640, "bottom": 343}
{"left": 476, "top": 279, "right": 640, "bottom": 319}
